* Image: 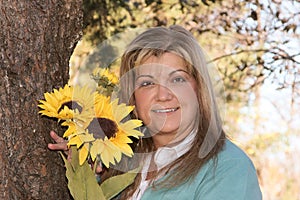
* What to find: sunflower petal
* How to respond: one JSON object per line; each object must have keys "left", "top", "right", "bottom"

{"left": 101, "top": 148, "right": 112, "bottom": 168}
{"left": 90, "top": 140, "right": 105, "bottom": 161}
{"left": 111, "top": 133, "right": 133, "bottom": 144}
{"left": 79, "top": 144, "right": 89, "bottom": 165}
{"left": 112, "top": 100, "right": 134, "bottom": 122}
{"left": 121, "top": 120, "right": 143, "bottom": 130}
{"left": 79, "top": 133, "right": 95, "bottom": 143}
{"left": 62, "top": 123, "right": 77, "bottom": 137}
{"left": 117, "top": 144, "right": 134, "bottom": 157}
{"left": 68, "top": 136, "right": 84, "bottom": 148}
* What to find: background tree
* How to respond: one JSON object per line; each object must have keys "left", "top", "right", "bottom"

{"left": 82, "top": 0, "right": 299, "bottom": 103}
{"left": 0, "top": 1, "right": 82, "bottom": 199}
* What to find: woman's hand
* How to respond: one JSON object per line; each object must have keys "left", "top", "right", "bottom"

{"left": 48, "top": 130, "right": 68, "bottom": 150}
{"left": 48, "top": 130, "right": 71, "bottom": 161}
{"left": 48, "top": 130, "right": 103, "bottom": 174}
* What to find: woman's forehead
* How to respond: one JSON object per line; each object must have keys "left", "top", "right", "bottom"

{"left": 135, "top": 52, "right": 188, "bottom": 74}
{"left": 136, "top": 63, "right": 188, "bottom": 76}
{"left": 142, "top": 52, "right": 185, "bottom": 65}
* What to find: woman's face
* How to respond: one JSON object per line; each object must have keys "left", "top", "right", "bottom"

{"left": 133, "top": 52, "right": 199, "bottom": 146}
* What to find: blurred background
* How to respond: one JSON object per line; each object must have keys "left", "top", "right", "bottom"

{"left": 69, "top": 1, "right": 300, "bottom": 199}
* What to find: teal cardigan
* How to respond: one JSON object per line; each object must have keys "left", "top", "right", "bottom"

{"left": 140, "top": 139, "right": 262, "bottom": 200}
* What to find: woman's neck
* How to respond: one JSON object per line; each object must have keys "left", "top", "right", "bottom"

{"left": 151, "top": 129, "right": 193, "bottom": 148}
{"left": 152, "top": 133, "right": 175, "bottom": 148}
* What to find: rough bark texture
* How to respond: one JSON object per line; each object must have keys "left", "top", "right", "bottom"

{"left": 0, "top": 1, "right": 82, "bottom": 199}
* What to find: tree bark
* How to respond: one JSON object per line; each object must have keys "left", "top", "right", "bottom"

{"left": 0, "top": 1, "right": 82, "bottom": 199}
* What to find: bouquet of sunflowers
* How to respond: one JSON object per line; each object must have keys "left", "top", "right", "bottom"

{"left": 38, "top": 68, "right": 143, "bottom": 200}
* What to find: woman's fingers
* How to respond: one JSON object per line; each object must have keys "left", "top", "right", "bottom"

{"left": 48, "top": 131, "right": 102, "bottom": 181}
{"left": 48, "top": 131, "right": 68, "bottom": 151}
{"left": 50, "top": 130, "right": 65, "bottom": 143}
{"left": 47, "top": 142, "right": 68, "bottom": 151}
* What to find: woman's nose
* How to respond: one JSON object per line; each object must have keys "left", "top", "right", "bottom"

{"left": 156, "top": 85, "right": 173, "bottom": 101}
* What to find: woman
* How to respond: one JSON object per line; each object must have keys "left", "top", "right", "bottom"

{"left": 49, "top": 25, "right": 262, "bottom": 199}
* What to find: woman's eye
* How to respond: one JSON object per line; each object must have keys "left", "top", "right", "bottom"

{"left": 172, "top": 77, "right": 186, "bottom": 83}
{"left": 142, "top": 81, "right": 154, "bottom": 86}
{"left": 138, "top": 81, "right": 155, "bottom": 87}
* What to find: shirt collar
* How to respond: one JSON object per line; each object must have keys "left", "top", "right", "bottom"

{"left": 154, "top": 129, "right": 197, "bottom": 171}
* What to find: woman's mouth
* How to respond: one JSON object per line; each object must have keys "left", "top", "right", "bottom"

{"left": 152, "top": 107, "right": 179, "bottom": 113}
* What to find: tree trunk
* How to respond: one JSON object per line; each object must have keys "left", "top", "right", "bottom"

{"left": 0, "top": 1, "right": 82, "bottom": 199}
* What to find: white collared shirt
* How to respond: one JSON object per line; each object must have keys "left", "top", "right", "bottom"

{"left": 131, "top": 130, "right": 197, "bottom": 200}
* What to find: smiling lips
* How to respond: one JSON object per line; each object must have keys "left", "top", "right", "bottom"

{"left": 152, "top": 107, "right": 180, "bottom": 113}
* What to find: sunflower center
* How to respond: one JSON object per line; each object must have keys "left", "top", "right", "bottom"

{"left": 87, "top": 118, "right": 118, "bottom": 139}
{"left": 58, "top": 101, "right": 83, "bottom": 113}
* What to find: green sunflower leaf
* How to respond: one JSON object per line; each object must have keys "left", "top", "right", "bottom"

{"left": 100, "top": 168, "right": 139, "bottom": 200}
{"left": 60, "top": 147, "right": 106, "bottom": 200}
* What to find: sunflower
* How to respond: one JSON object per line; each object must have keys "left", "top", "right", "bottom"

{"left": 92, "top": 68, "right": 119, "bottom": 85}
{"left": 68, "top": 94, "right": 143, "bottom": 167}
{"left": 91, "top": 68, "right": 119, "bottom": 97}
{"left": 61, "top": 120, "right": 85, "bottom": 138}
{"left": 38, "top": 84, "right": 96, "bottom": 124}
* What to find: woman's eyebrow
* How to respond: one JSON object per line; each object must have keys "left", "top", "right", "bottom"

{"left": 135, "top": 74, "right": 154, "bottom": 81}
{"left": 135, "top": 69, "right": 189, "bottom": 81}
{"left": 169, "top": 69, "right": 189, "bottom": 76}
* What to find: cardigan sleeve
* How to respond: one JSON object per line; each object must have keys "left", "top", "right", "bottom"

{"left": 195, "top": 157, "right": 262, "bottom": 200}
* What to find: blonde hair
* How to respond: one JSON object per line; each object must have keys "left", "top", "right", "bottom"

{"left": 112, "top": 25, "right": 226, "bottom": 199}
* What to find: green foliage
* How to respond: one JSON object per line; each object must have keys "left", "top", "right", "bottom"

{"left": 60, "top": 146, "right": 138, "bottom": 200}
{"left": 80, "top": 0, "right": 299, "bottom": 105}
{"left": 100, "top": 168, "right": 139, "bottom": 199}
{"left": 60, "top": 147, "right": 105, "bottom": 200}
{"left": 82, "top": 0, "right": 220, "bottom": 44}
{"left": 83, "top": 0, "right": 136, "bottom": 44}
